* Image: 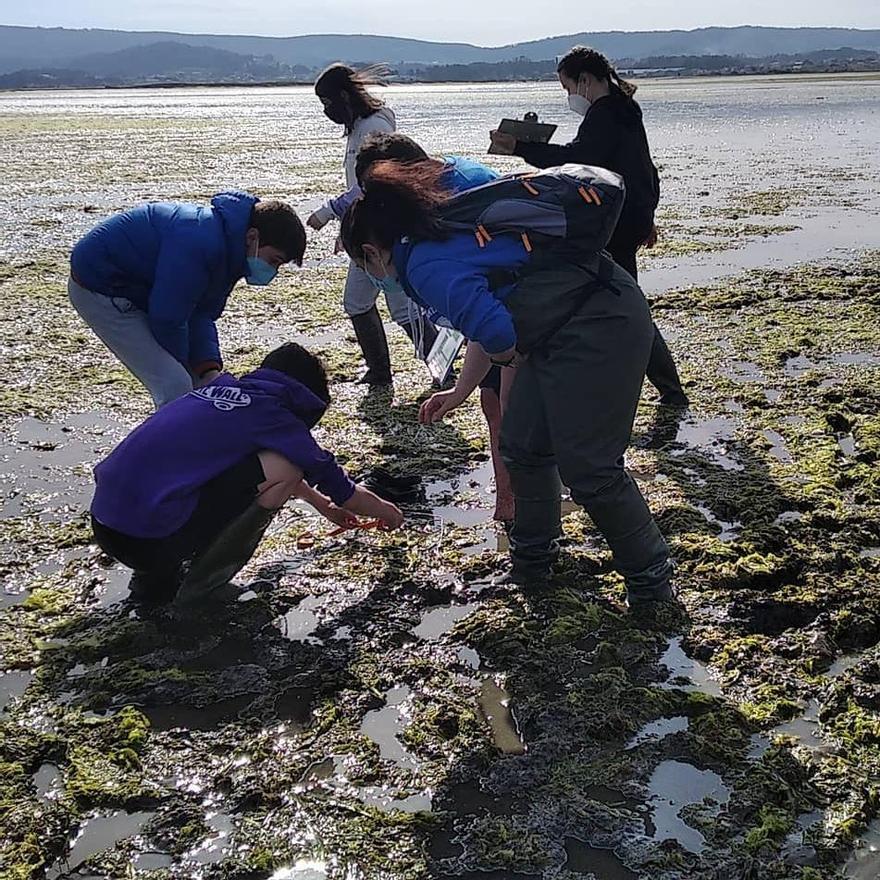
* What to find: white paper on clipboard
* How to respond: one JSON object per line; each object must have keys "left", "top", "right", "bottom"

{"left": 425, "top": 327, "right": 465, "bottom": 383}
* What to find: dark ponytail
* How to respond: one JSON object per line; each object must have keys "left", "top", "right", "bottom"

{"left": 341, "top": 159, "right": 451, "bottom": 260}
{"left": 557, "top": 46, "right": 637, "bottom": 99}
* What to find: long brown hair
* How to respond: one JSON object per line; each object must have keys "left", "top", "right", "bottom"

{"left": 341, "top": 159, "right": 452, "bottom": 259}
{"left": 315, "top": 63, "right": 390, "bottom": 133}
{"left": 557, "top": 46, "right": 637, "bottom": 99}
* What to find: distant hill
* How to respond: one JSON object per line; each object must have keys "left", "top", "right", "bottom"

{"left": 1, "top": 24, "right": 880, "bottom": 74}
{"left": 70, "top": 41, "right": 306, "bottom": 80}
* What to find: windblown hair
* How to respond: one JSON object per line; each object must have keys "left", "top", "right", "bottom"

{"left": 250, "top": 201, "right": 307, "bottom": 265}
{"left": 355, "top": 132, "right": 429, "bottom": 186}
{"left": 314, "top": 63, "right": 390, "bottom": 132}
{"left": 341, "top": 159, "right": 452, "bottom": 259}
{"left": 261, "top": 343, "right": 330, "bottom": 404}
{"left": 557, "top": 46, "right": 637, "bottom": 99}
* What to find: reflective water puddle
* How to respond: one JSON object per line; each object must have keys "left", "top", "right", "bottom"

{"left": 647, "top": 760, "right": 730, "bottom": 854}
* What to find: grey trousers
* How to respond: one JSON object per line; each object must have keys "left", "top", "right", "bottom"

{"left": 500, "top": 256, "right": 672, "bottom": 594}
{"left": 68, "top": 277, "right": 193, "bottom": 409}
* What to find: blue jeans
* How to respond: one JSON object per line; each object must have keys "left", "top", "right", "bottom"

{"left": 68, "top": 277, "right": 193, "bottom": 408}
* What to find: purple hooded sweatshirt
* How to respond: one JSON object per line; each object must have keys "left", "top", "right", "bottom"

{"left": 92, "top": 369, "right": 355, "bottom": 539}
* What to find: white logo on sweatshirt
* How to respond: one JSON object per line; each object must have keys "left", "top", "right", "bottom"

{"left": 191, "top": 386, "right": 252, "bottom": 411}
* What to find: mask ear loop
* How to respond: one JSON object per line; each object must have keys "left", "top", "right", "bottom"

{"left": 407, "top": 299, "right": 425, "bottom": 360}
{"left": 580, "top": 75, "right": 592, "bottom": 105}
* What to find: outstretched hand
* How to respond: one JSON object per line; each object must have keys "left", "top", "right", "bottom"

{"left": 489, "top": 130, "right": 517, "bottom": 155}
{"left": 419, "top": 389, "right": 464, "bottom": 425}
{"left": 322, "top": 504, "right": 361, "bottom": 530}
{"left": 307, "top": 211, "right": 328, "bottom": 231}
{"left": 378, "top": 502, "right": 405, "bottom": 531}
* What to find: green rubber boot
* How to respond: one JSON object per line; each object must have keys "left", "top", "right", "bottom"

{"left": 174, "top": 502, "right": 276, "bottom": 607}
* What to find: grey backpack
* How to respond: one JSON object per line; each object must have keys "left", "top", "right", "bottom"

{"left": 437, "top": 163, "right": 625, "bottom": 255}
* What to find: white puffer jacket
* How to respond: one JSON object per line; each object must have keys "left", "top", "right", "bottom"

{"left": 313, "top": 106, "right": 397, "bottom": 225}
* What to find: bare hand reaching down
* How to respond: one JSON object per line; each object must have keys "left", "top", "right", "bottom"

{"left": 322, "top": 504, "right": 361, "bottom": 530}
{"left": 419, "top": 389, "right": 466, "bottom": 425}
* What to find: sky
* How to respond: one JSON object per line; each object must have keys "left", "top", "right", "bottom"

{"left": 1, "top": 0, "right": 879, "bottom": 45}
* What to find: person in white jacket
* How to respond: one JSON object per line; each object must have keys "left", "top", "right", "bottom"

{"left": 310, "top": 64, "right": 411, "bottom": 386}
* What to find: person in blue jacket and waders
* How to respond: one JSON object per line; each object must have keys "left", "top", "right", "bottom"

{"left": 69, "top": 191, "right": 306, "bottom": 408}
{"left": 340, "top": 160, "right": 675, "bottom": 607}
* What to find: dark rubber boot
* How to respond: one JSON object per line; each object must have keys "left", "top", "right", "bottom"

{"left": 626, "top": 580, "right": 677, "bottom": 609}
{"left": 492, "top": 567, "right": 551, "bottom": 593}
{"left": 351, "top": 307, "right": 392, "bottom": 386}
{"left": 128, "top": 565, "right": 183, "bottom": 605}
{"left": 174, "top": 502, "right": 276, "bottom": 606}
{"left": 570, "top": 471, "right": 674, "bottom": 605}
{"left": 647, "top": 326, "right": 689, "bottom": 407}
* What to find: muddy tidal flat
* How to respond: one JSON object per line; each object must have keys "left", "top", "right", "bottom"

{"left": 1, "top": 75, "right": 880, "bottom": 879}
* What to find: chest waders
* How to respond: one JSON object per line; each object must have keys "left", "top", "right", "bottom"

{"left": 498, "top": 253, "right": 673, "bottom": 603}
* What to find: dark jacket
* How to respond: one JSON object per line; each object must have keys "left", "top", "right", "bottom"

{"left": 514, "top": 93, "right": 660, "bottom": 238}
{"left": 91, "top": 369, "right": 355, "bottom": 539}
{"left": 71, "top": 191, "right": 258, "bottom": 371}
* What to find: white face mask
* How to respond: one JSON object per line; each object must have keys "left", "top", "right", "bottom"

{"left": 567, "top": 77, "right": 592, "bottom": 116}
{"left": 568, "top": 93, "right": 590, "bottom": 116}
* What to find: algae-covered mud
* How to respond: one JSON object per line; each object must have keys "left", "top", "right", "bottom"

{"left": 1, "top": 76, "right": 880, "bottom": 879}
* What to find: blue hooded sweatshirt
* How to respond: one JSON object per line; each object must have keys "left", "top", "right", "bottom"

{"left": 326, "top": 155, "right": 500, "bottom": 221}
{"left": 442, "top": 156, "right": 499, "bottom": 192}
{"left": 390, "top": 158, "right": 531, "bottom": 354}
{"left": 91, "top": 369, "right": 355, "bottom": 539}
{"left": 71, "top": 191, "right": 258, "bottom": 371}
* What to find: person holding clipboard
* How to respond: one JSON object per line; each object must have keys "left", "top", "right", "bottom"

{"left": 489, "top": 46, "right": 689, "bottom": 408}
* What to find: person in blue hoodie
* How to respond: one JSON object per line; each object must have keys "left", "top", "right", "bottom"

{"left": 91, "top": 342, "right": 404, "bottom": 603}
{"left": 341, "top": 160, "right": 674, "bottom": 608}
{"left": 69, "top": 192, "right": 307, "bottom": 409}
{"left": 309, "top": 130, "right": 496, "bottom": 387}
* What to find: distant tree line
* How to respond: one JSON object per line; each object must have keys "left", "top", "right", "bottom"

{"left": 403, "top": 48, "right": 880, "bottom": 82}
{"left": 0, "top": 42, "right": 878, "bottom": 90}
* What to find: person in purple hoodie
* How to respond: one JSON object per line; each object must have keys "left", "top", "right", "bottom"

{"left": 90, "top": 342, "right": 404, "bottom": 603}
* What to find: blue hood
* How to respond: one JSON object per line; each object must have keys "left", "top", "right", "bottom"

{"left": 239, "top": 368, "right": 329, "bottom": 429}
{"left": 212, "top": 190, "right": 259, "bottom": 281}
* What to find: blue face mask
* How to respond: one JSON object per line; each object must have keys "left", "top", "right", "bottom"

{"left": 366, "top": 269, "right": 404, "bottom": 296}
{"left": 245, "top": 256, "right": 278, "bottom": 287}
{"left": 366, "top": 253, "right": 404, "bottom": 295}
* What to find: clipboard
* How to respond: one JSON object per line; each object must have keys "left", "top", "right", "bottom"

{"left": 425, "top": 327, "right": 465, "bottom": 384}
{"left": 489, "top": 118, "right": 557, "bottom": 154}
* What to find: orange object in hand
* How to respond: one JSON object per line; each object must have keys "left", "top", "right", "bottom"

{"left": 328, "top": 519, "right": 385, "bottom": 537}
